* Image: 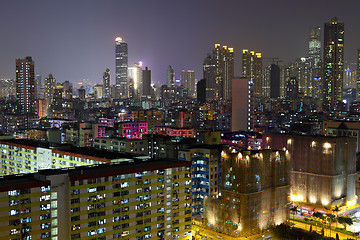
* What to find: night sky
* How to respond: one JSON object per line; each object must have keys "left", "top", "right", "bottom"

{"left": 1, "top": 0, "right": 359, "bottom": 87}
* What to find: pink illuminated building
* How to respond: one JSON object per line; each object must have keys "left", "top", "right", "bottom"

{"left": 116, "top": 122, "right": 148, "bottom": 139}
{"left": 153, "top": 126, "right": 195, "bottom": 138}
{"left": 98, "top": 118, "right": 115, "bottom": 128}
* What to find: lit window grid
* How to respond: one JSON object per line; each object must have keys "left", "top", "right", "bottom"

{"left": 69, "top": 169, "right": 192, "bottom": 239}
{"left": 0, "top": 185, "right": 52, "bottom": 239}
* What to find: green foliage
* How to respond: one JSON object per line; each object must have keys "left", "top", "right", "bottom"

{"left": 326, "top": 214, "right": 336, "bottom": 223}
{"left": 270, "top": 223, "right": 335, "bottom": 240}
{"left": 337, "top": 216, "right": 353, "bottom": 230}
{"left": 290, "top": 205, "right": 298, "bottom": 213}
{"left": 313, "top": 212, "right": 324, "bottom": 220}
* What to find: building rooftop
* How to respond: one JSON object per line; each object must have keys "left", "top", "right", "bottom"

{"left": 0, "top": 139, "right": 145, "bottom": 161}
{"left": 0, "top": 158, "right": 190, "bottom": 191}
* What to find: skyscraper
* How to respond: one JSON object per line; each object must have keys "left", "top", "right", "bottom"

{"left": 286, "top": 77, "right": 299, "bottom": 100}
{"left": 309, "top": 26, "right": 321, "bottom": 68}
{"left": 16, "top": 56, "right": 35, "bottom": 114}
{"left": 197, "top": 79, "right": 206, "bottom": 104}
{"left": 202, "top": 44, "right": 234, "bottom": 101}
{"left": 323, "top": 17, "right": 344, "bottom": 110}
{"left": 232, "top": 78, "right": 254, "bottom": 131}
{"left": 270, "top": 64, "right": 280, "bottom": 98}
{"left": 186, "top": 70, "right": 195, "bottom": 98}
{"left": 103, "top": 68, "right": 110, "bottom": 99}
{"left": 142, "top": 66, "right": 151, "bottom": 97}
{"left": 115, "top": 36, "right": 128, "bottom": 98}
{"left": 180, "top": 70, "right": 195, "bottom": 98}
{"left": 35, "top": 74, "right": 43, "bottom": 99}
{"left": 242, "top": 50, "right": 262, "bottom": 96}
{"left": 180, "top": 70, "right": 186, "bottom": 87}
{"left": 44, "top": 74, "right": 56, "bottom": 103}
{"left": 128, "top": 62, "right": 143, "bottom": 98}
{"left": 357, "top": 49, "right": 360, "bottom": 101}
{"left": 203, "top": 54, "right": 216, "bottom": 100}
{"left": 167, "top": 65, "right": 175, "bottom": 87}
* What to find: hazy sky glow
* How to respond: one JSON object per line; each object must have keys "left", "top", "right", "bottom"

{"left": 1, "top": 0, "right": 359, "bottom": 86}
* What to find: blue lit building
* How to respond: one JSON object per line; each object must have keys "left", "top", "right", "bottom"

{"left": 178, "top": 144, "right": 222, "bottom": 216}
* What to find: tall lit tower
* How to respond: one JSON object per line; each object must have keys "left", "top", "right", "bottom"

{"left": 180, "top": 70, "right": 186, "bottom": 87}
{"left": 16, "top": 56, "right": 35, "bottom": 114}
{"left": 202, "top": 44, "right": 234, "bottom": 101}
{"left": 115, "top": 36, "right": 128, "bottom": 98}
{"left": 142, "top": 66, "right": 151, "bottom": 97}
{"left": 35, "top": 74, "right": 43, "bottom": 99}
{"left": 323, "top": 17, "right": 344, "bottom": 110}
{"left": 270, "top": 64, "right": 281, "bottom": 98}
{"left": 357, "top": 49, "right": 360, "bottom": 101}
{"left": 167, "top": 66, "right": 175, "bottom": 87}
{"left": 44, "top": 74, "right": 56, "bottom": 103}
{"left": 103, "top": 68, "right": 110, "bottom": 99}
{"left": 128, "top": 62, "right": 143, "bottom": 98}
{"left": 242, "top": 50, "right": 262, "bottom": 96}
{"left": 187, "top": 70, "right": 195, "bottom": 98}
{"left": 309, "top": 26, "right": 321, "bottom": 68}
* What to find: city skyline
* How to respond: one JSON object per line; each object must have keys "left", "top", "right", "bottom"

{"left": 0, "top": 1, "right": 360, "bottom": 86}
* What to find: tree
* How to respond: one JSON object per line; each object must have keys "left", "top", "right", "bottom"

{"left": 336, "top": 233, "right": 340, "bottom": 240}
{"left": 337, "top": 216, "right": 353, "bottom": 230}
{"left": 332, "top": 205, "right": 340, "bottom": 228}
{"left": 313, "top": 212, "right": 324, "bottom": 227}
{"left": 290, "top": 205, "right": 298, "bottom": 219}
{"left": 326, "top": 213, "right": 336, "bottom": 237}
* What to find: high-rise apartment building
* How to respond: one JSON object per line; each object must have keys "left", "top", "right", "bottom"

{"left": 128, "top": 62, "right": 143, "bottom": 98}
{"left": 357, "top": 50, "right": 360, "bottom": 101}
{"left": 178, "top": 145, "right": 222, "bottom": 216}
{"left": 204, "top": 149, "right": 289, "bottom": 236}
{"left": 35, "top": 74, "right": 44, "bottom": 99}
{"left": 186, "top": 70, "right": 195, "bottom": 98}
{"left": 142, "top": 66, "right": 151, "bottom": 97}
{"left": 103, "top": 68, "right": 111, "bottom": 99}
{"left": 180, "top": 70, "right": 195, "bottom": 98}
{"left": 203, "top": 54, "right": 216, "bottom": 100}
{"left": 323, "top": 17, "right": 344, "bottom": 110}
{"left": 197, "top": 79, "right": 206, "bottom": 104}
{"left": 167, "top": 66, "right": 175, "bottom": 87}
{"left": 44, "top": 74, "right": 56, "bottom": 103}
{"left": 0, "top": 139, "right": 192, "bottom": 240}
{"left": 242, "top": 50, "right": 262, "bottom": 96}
{"left": 270, "top": 64, "right": 280, "bottom": 98}
{"left": 62, "top": 81, "right": 73, "bottom": 99}
{"left": 16, "top": 56, "right": 36, "bottom": 114}
{"left": 203, "top": 44, "right": 234, "bottom": 101}
{"left": 0, "top": 79, "right": 16, "bottom": 99}
{"left": 264, "top": 133, "right": 356, "bottom": 207}
{"left": 309, "top": 26, "right": 321, "bottom": 68}
{"left": 232, "top": 78, "right": 254, "bottom": 131}
{"left": 343, "top": 62, "right": 357, "bottom": 90}
{"left": 180, "top": 70, "right": 186, "bottom": 87}
{"left": 115, "top": 36, "right": 128, "bottom": 99}
{"left": 286, "top": 77, "right": 299, "bottom": 100}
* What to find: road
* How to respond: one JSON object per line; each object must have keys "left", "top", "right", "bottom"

{"left": 192, "top": 223, "right": 267, "bottom": 240}
{"left": 292, "top": 220, "right": 358, "bottom": 240}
